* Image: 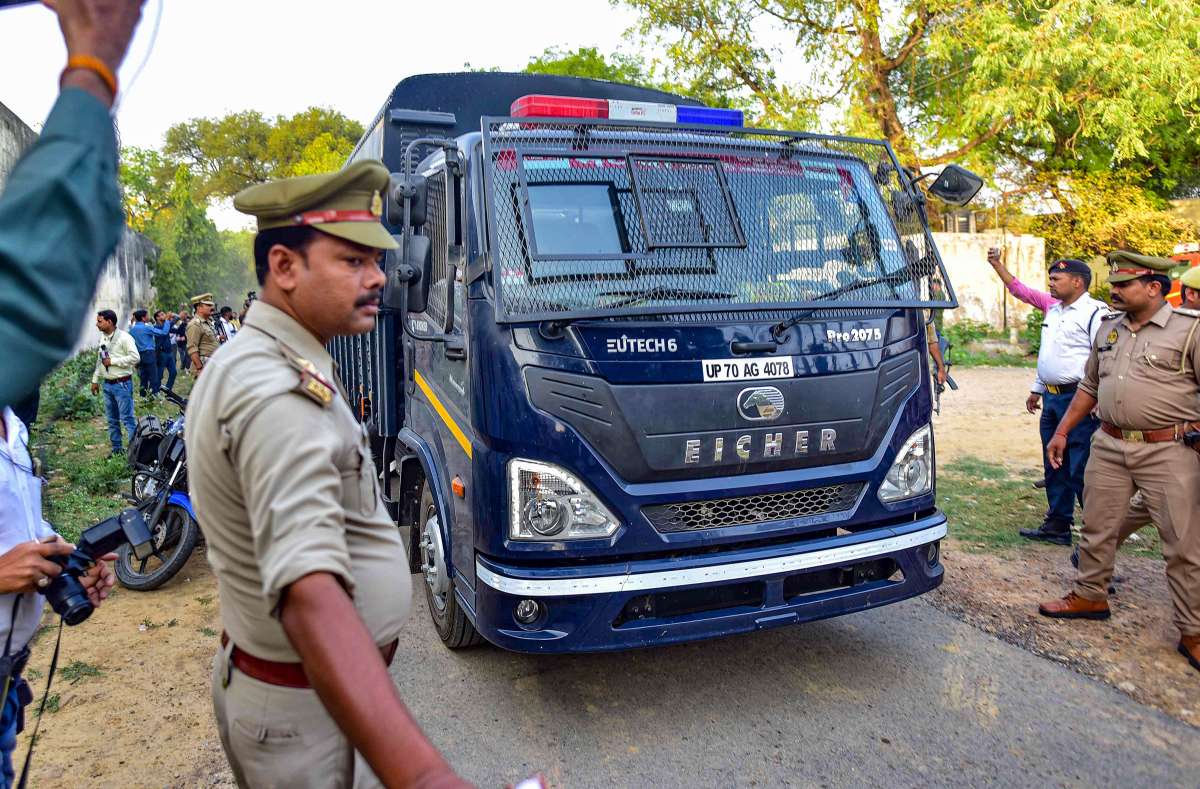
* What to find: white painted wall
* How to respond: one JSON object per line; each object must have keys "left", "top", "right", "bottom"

{"left": 933, "top": 232, "right": 1047, "bottom": 330}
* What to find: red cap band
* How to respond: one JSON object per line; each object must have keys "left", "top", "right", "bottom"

{"left": 292, "top": 210, "right": 379, "bottom": 226}
{"left": 1111, "top": 267, "right": 1154, "bottom": 277}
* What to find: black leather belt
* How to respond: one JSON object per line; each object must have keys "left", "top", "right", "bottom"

{"left": 1044, "top": 382, "right": 1077, "bottom": 395}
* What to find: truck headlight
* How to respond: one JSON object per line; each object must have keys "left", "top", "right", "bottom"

{"left": 508, "top": 459, "right": 620, "bottom": 541}
{"left": 878, "top": 425, "right": 933, "bottom": 503}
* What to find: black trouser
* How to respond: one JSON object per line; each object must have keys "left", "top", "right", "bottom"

{"left": 137, "top": 349, "right": 159, "bottom": 396}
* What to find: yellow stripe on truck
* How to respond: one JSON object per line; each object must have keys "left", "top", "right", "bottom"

{"left": 413, "top": 370, "right": 473, "bottom": 459}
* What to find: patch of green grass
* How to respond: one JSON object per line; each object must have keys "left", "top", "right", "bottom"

{"left": 60, "top": 660, "right": 103, "bottom": 683}
{"left": 940, "top": 456, "right": 1166, "bottom": 559}
{"left": 953, "top": 350, "right": 1037, "bottom": 368}
{"left": 39, "top": 693, "right": 60, "bottom": 715}
{"left": 199, "top": 627, "right": 218, "bottom": 637}
{"left": 195, "top": 595, "right": 213, "bottom": 607}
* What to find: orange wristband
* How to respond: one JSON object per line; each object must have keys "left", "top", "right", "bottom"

{"left": 61, "top": 55, "right": 118, "bottom": 98}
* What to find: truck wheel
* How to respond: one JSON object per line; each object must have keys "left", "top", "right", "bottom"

{"left": 418, "top": 483, "right": 482, "bottom": 649}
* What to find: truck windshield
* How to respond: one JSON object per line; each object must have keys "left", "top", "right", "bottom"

{"left": 485, "top": 125, "right": 948, "bottom": 321}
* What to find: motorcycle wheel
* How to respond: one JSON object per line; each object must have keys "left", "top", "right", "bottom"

{"left": 115, "top": 503, "right": 200, "bottom": 591}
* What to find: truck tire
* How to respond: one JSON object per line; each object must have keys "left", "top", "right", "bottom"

{"left": 418, "top": 483, "right": 482, "bottom": 649}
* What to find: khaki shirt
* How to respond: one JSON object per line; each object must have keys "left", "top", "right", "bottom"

{"left": 185, "top": 301, "right": 410, "bottom": 661}
{"left": 1079, "top": 303, "right": 1200, "bottom": 430}
{"left": 186, "top": 317, "right": 221, "bottom": 360}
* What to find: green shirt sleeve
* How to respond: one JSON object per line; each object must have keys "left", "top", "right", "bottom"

{"left": 0, "top": 88, "right": 124, "bottom": 408}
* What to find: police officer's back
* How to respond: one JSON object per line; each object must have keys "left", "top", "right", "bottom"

{"left": 185, "top": 162, "right": 466, "bottom": 787}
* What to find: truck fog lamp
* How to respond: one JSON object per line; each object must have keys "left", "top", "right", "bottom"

{"left": 509, "top": 459, "right": 620, "bottom": 541}
{"left": 878, "top": 425, "right": 933, "bottom": 503}
{"left": 515, "top": 599, "right": 541, "bottom": 624}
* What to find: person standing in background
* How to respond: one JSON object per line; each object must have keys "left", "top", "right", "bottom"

{"left": 186, "top": 295, "right": 221, "bottom": 376}
{"left": 154, "top": 310, "right": 177, "bottom": 392}
{"left": 986, "top": 249, "right": 1106, "bottom": 545}
{"left": 173, "top": 310, "right": 191, "bottom": 373}
{"left": 128, "top": 309, "right": 171, "bottom": 397}
{"left": 218, "top": 306, "right": 240, "bottom": 342}
{"left": 89, "top": 309, "right": 139, "bottom": 457}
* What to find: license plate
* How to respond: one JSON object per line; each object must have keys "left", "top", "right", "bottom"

{"left": 701, "top": 357, "right": 794, "bottom": 382}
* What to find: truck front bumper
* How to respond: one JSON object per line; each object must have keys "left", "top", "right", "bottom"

{"left": 470, "top": 512, "right": 946, "bottom": 653}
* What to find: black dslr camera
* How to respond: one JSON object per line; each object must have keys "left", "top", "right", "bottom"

{"left": 43, "top": 510, "right": 153, "bottom": 626}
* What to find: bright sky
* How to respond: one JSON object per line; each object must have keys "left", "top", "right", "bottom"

{"left": 0, "top": 0, "right": 816, "bottom": 227}
{"left": 0, "top": 0, "right": 645, "bottom": 144}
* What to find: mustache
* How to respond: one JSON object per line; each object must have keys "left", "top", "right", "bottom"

{"left": 355, "top": 291, "right": 382, "bottom": 307}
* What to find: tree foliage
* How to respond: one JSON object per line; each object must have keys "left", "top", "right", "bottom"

{"left": 162, "top": 107, "right": 363, "bottom": 200}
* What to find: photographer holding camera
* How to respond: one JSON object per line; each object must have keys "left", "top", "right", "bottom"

{"left": 0, "top": 405, "right": 115, "bottom": 786}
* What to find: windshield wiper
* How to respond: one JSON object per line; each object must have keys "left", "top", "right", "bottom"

{"left": 599, "top": 286, "right": 736, "bottom": 311}
{"left": 769, "top": 272, "right": 909, "bottom": 341}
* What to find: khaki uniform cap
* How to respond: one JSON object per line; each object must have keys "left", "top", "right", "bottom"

{"left": 233, "top": 160, "right": 397, "bottom": 250}
{"left": 1105, "top": 250, "right": 1175, "bottom": 283}
{"left": 1179, "top": 265, "right": 1200, "bottom": 292}
{"left": 191, "top": 292, "right": 215, "bottom": 306}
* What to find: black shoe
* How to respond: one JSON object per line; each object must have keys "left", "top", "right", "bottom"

{"left": 1033, "top": 478, "right": 1047, "bottom": 490}
{"left": 1020, "top": 523, "right": 1072, "bottom": 546}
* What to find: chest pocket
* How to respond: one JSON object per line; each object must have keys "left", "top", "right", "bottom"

{"left": 338, "top": 425, "right": 379, "bottom": 517}
{"left": 1097, "top": 348, "right": 1118, "bottom": 377}
{"left": 1139, "top": 343, "right": 1186, "bottom": 378}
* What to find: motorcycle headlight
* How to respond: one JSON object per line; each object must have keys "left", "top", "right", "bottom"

{"left": 878, "top": 425, "right": 933, "bottom": 503}
{"left": 508, "top": 459, "right": 620, "bottom": 541}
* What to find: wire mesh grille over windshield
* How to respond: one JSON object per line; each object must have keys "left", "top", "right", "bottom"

{"left": 484, "top": 119, "right": 949, "bottom": 322}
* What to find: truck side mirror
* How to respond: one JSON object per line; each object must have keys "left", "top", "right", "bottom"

{"left": 928, "top": 164, "right": 983, "bottom": 206}
{"left": 382, "top": 234, "right": 432, "bottom": 313}
{"left": 387, "top": 174, "right": 428, "bottom": 227}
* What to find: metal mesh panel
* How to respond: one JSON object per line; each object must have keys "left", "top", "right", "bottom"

{"left": 422, "top": 171, "right": 449, "bottom": 324}
{"left": 483, "top": 119, "right": 953, "bottom": 322}
{"left": 327, "top": 312, "right": 399, "bottom": 437}
{"left": 643, "top": 483, "right": 864, "bottom": 533}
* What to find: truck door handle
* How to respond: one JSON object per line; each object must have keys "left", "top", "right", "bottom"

{"left": 730, "top": 341, "right": 778, "bottom": 354}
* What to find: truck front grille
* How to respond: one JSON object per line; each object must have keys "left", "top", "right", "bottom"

{"left": 643, "top": 483, "right": 865, "bottom": 533}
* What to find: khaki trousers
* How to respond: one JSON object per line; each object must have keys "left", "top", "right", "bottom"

{"left": 211, "top": 646, "right": 382, "bottom": 789}
{"left": 1076, "top": 431, "right": 1200, "bottom": 637}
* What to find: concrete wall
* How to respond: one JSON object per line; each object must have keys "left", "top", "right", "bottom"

{"left": 0, "top": 98, "right": 157, "bottom": 351}
{"left": 933, "top": 232, "right": 1047, "bottom": 330}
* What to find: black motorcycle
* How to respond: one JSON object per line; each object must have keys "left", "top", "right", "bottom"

{"left": 119, "top": 390, "right": 199, "bottom": 590}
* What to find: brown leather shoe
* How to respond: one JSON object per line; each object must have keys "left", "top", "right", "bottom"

{"left": 1038, "top": 592, "right": 1111, "bottom": 620}
{"left": 1179, "top": 635, "right": 1200, "bottom": 672}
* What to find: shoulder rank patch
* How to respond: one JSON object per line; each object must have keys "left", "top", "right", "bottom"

{"left": 1174, "top": 307, "right": 1200, "bottom": 319}
{"left": 1101, "top": 311, "right": 1122, "bottom": 320}
{"left": 290, "top": 355, "right": 335, "bottom": 407}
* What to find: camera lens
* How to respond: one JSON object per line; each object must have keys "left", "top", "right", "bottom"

{"left": 43, "top": 574, "right": 93, "bottom": 626}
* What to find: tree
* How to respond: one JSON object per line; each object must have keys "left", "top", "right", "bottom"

{"left": 119, "top": 146, "right": 175, "bottom": 232}
{"left": 621, "top": 0, "right": 1200, "bottom": 175}
{"left": 163, "top": 107, "right": 364, "bottom": 199}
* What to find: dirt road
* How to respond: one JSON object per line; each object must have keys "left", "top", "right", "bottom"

{"left": 17, "top": 367, "right": 1198, "bottom": 786}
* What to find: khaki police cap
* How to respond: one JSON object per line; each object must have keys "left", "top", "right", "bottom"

{"left": 233, "top": 160, "right": 397, "bottom": 250}
{"left": 1105, "top": 250, "right": 1175, "bottom": 283}
{"left": 190, "top": 292, "right": 215, "bottom": 306}
{"left": 1179, "top": 265, "right": 1200, "bottom": 292}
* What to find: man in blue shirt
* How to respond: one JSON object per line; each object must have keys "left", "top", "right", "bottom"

{"left": 0, "top": 0, "right": 146, "bottom": 410}
{"left": 128, "top": 309, "right": 172, "bottom": 397}
{"left": 153, "top": 310, "right": 177, "bottom": 392}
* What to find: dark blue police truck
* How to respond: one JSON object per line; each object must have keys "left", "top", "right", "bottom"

{"left": 330, "top": 72, "right": 980, "bottom": 652}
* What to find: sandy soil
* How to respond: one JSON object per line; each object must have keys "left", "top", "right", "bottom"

{"left": 15, "top": 366, "right": 1195, "bottom": 785}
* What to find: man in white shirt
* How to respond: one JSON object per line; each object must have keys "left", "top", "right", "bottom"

{"left": 0, "top": 407, "right": 114, "bottom": 784}
{"left": 987, "top": 251, "right": 1107, "bottom": 544}
{"left": 89, "top": 309, "right": 140, "bottom": 457}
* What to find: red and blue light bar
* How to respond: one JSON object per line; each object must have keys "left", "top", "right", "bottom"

{"left": 510, "top": 94, "right": 744, "bottom": 127}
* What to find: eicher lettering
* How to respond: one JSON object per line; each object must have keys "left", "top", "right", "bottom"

{"left": 683, "top": 428, "right": 838, "bottom": 464}
{"left": 606, "top": 334, "right": 679, "bottom": 354}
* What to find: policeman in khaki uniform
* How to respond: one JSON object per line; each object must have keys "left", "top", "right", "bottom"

{"left": 1040, "top": 250, "right": 1200, "bottom": 674}
{"left": 186, "top": 161, "right": 467, "bottom": 787}
{"left": 186, "top": 292, "right": 221, "bottom": 375}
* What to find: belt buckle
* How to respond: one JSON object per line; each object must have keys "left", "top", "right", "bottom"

{"left": 1046, "top": 384, "right": 1059, "bottom": 394}
{"left": 1121, "top": 429, "right": 1144, "bottom": 443}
